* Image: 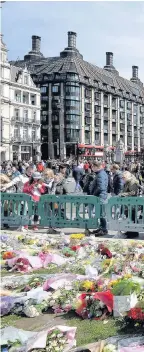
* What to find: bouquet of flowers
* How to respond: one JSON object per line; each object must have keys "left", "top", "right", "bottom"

{"left": 31, "top": 329, "right": 67, "bottom": 352}
{"left": 29, "top": 326, "right": 77, "bottom": 352}
{"left": 51, "top": 288, "right": 78, "bottom": 313}
{"left": 2, "top": 251, "right": 15, "bottom": 260}
{"left": 70, "top": 233, "right": 85, "bottom": 246}
{"left": 111, "top": 278, "right": 141, "bottom": 296}
{"left": 22, "top": 277, "right": 44, "bottom": 292}
{"left": 75, "top": 291, "right": 113, "bottom": 319}
{"left": 79, "top": 280, "right": 97, "bottom": 292}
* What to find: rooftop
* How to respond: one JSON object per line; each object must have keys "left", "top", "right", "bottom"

{"left": 10, "top": 31, "right": 144, "bottom": 102}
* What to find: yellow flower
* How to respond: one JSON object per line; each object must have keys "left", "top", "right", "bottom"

{"left": 70, "top": 234, "right": 85, "bottom": 240}
{"left": 80, "top": 280, "right": 95, "bottom": 291}
{"left": 124, "top": 274, "right": 132, "bottom": 279}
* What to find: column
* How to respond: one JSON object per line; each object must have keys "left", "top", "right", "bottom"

{"left": 116, "top": 97, "right": 120, "bottom": 141}
{"left": 91, "top": 88, "right": 95, "bottom": 144}
{"left": 100, "top": 91, "right": 104, "bottom": 145}
{"left": 108, "top": 94, "right": 112, "bottom": 146}
{"left": 81, "top": 85, "right": 85, "bottom": 143}
{"left": 9, "top": 144, "right": 13, "bottom": 161}
{"left": 137, "top": 105, "right": 140, "bottom": 152}
{"left": 48, "top": 83, "right": 54, "bottom": 159}
{"left": 131, "top": 102, "right": 134, "bottom": 150}
{"left": 124, "top": 100, "right": 127, "bottom": 151}
{"left": 59, "top": 82, "right": 65, "bottom": 160}
{"left": 18, "top": 145, "right": 21, "bottom": 160}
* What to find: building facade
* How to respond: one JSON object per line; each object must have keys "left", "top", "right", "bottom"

{"left": 0, "top": 35, "right": 41, "bottom": 161}
{"left": 10, "top": 32, "right": 144, "bottom": 159}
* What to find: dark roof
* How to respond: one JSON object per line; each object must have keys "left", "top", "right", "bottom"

{"left": 10, "top": 42, "right": 144, "bottom": 102}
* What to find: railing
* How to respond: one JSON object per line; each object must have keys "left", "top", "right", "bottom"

{"left": 1, "top": 194, "right": 144, "bottom": 233}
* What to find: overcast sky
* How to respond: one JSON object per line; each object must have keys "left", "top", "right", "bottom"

{"left": 2, "top": 1, "right": 144, "bottom": 82}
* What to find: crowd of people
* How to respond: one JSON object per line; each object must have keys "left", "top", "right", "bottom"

{"left": 0, "top": 158, "right": 144, "bottom": 236}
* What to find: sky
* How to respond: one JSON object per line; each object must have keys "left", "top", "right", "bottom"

{"left": 1, "top": 1, "right": 144, "bottom": 82}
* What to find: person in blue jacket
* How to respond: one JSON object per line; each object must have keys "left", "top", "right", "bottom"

{"left": 90, "top": 161, "right": 108, "bottom": 236}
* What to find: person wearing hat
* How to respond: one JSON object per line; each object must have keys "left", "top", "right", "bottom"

{"left": 23, "top": 172, "right": 46, "bottom": 230}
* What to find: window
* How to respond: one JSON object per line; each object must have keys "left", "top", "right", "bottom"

{"left": 15, "top": 109, "right": 19, "bottom": 119}
{"left": 120, "top": 100, "right": 124, "bottom": 108}
{"left": 41, "top": 116, "right": 47, "bottom": 122}
{"left": 52, "top": 85, "right": 59, "bottom": 93}
{"left": 41, "top": 111, "right": 48, "bottom": 116}
{"left": 127, "top": 102, "right": 132, "bottom": 110}
{"left": 32, "top": 129, "right": 36, "bottom": 141}
{"left": 95, "top": 92, "right": 100, "bottom": 100}
{"left": 15, "top": 91, "right": 21, "bottom": 102}
{"left": 120, "top": 112, "right": 125, "bottom": 119}
{"left": 40, "top": 86, "right": 47, "bottom": 93}
{"left": 23, "top": 128, "right": 28, "bottom": 140}
{"left": 24, "top": 110, "right": 28, "bottom": 120}
{"left": 14, "top": 128, "right": 19, "bottom": 138}
{"left": 94, "top": 106, "right": 100, "bottom": 113}
{"left": 140, "top": 106, "right": 144, "bottom": 114}
{"left": 52, "top": 116, "right": 58, "bottom": 122}
{"left": 32, "top": 111, "right": 36, "bottom": 121}
{"left": 65, "top": 86, "right": 80, "bottom": 95}
{"left": 85, "top": 88, "right": 91, "bottom": 98}
{"left": 24, "top": 76, "right": 28, "bottom": 85}
{"left": 66, "top": 73, "right": 79, "bottom": 80}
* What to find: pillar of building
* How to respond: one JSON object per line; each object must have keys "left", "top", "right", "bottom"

{"left": 116, "top": 97, "right": 120, "bottom": 142}
{"left": 9, "top": 144, "right": 13, "bottom": 161}
{"left": 59, "top": 82, "right": 65, "bottom": 160}
{"left": 124, "top": 100, "right": 127, "bottom": 151}
{"left": 108, "top": 94, "right": 112, "bottom": 146}
{"left": 91, "top": 88, "right": 95, "bottom": 144}
{"left": 131, "top": 102, "right": 134, "bottom": 151}
{"left": 137, "top": 105, "right": 140, "bottom": 152}
{"left": 48, "top": 83, "right": 54, "bottom": 159}
{"left": 81, "top": 85, "right": 85, "bottom": 143}
{"left": 18, "top": 145, "right": 21, "bottom": 160}
{"left": 100, "top": 91, "right": 104, "bottom": 145}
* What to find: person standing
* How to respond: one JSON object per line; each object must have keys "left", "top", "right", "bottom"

{"left": 111, "top": 164, "right": 123, "bottom": 195}
{"left": 90, "top": 161, "right": 108, "bottom": 236}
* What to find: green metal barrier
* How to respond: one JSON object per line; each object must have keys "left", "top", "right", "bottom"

{"left": 38, "top": 194, "right": 101, "bottom": 229}
{"left": 1, "top": 193, "right": 33, "bottom": 227}
{"left": 1, "top": 193, "right": 144, "bottom": 233}
{"left": 106, "top": 196, "right": 144, "bottom": 233}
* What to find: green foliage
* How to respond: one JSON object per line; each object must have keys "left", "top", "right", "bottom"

{"left": 112, "top": 279, "right": 141, "bottom": 296}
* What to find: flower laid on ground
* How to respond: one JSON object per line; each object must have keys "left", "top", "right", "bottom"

{"left": 103, "top": 344, "right": 117, "bottom": 352}
{"left": 70, "top": 233, "right": 85, "bottom": 240}
{"left": 79, "top": 280, "right": 96, "bottom": 292}
{"left": 127, "top": 307, "right": 144, "bottom": 321}
{"left": 31, "top": 329, "right": 68, "bottom": 352}
{"left": 2, "top": 251, "right": 15, "bottom": 260}
{"left": 111, "top": 278, "right": 141, "bottom": 296}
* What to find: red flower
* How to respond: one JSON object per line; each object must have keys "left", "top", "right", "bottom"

{"left": 128, "top": 308, "right": 144, "bottom": 320}
{"left": 70, "top": 245, "right": 81, "bottom": 251}
{"left": 101, "top": 248, "right": 112, "bottom": 258}
{"left": 3, "top": 251, "right": 15, "bottom": 260}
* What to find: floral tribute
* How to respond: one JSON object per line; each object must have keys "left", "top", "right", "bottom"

{"left": 1, "top": 232, "right": 144, "bottom": 333}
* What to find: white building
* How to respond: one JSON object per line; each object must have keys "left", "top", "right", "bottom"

{"left": 0, "top": 34, "right": 41, "bottom": 162}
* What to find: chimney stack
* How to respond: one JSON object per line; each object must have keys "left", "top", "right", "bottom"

{"left": 132, "top": 66, "right": 138, "bottom": 79}
{"left": 32, "top": 35, "right": 41, "bottom": 52}
{"left": 68, "top": 31, "right": 77, "bottom": 48}
{"left": 106, "top": 52, "right": 113, "bottom": 66}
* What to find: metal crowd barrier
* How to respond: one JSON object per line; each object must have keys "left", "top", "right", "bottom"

{"left": 1, "top": 193, "right": 33, "bottom": 227}
{"left": 106, "top": 196, "right": 144, "bottom": 233}
{"left": 1, "top": 193, "right": 144, "bottom": 233}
